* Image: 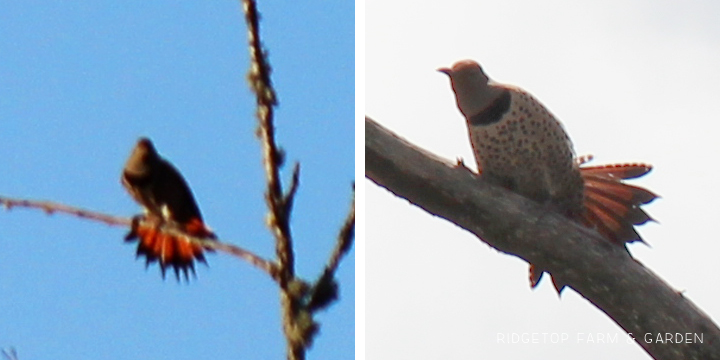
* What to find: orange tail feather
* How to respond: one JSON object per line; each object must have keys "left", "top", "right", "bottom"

{"left": 529, "top": 161, "right": 657, "bottom": 293}
{"left": 125, "top": 216, "right": 216, "bottom": 280}
{"left": 580, "top": 163, "right": 658, "bottom": 245}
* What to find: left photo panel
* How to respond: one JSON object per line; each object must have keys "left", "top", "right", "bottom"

{"left": 0, "top": 2, "right": 354, "bottom": 360}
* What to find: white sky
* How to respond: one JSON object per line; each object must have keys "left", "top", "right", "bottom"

{"left": 365, "top": 0, "right": 720, "bottom": 358}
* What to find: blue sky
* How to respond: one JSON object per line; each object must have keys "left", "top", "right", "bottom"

{"left": 367, "top": 0, "right": 720, "bottom": 359}
{"left": 0, "top": 2, "right": 354, "bottom": 359}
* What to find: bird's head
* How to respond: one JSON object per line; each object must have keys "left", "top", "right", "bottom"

{"left": 124, "top": 137, "right": 160, "bottom": 175}
{"left": 438, "top": 60, "right": 502, "bottom": 118}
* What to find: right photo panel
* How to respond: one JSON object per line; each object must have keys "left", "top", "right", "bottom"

{"left": 366, "top": 1, "right": 720, "bottom": 359}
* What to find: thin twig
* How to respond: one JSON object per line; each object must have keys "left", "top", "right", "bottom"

{"left": 306, "top": 188, "right": 355, "bottom": 312}
{"left": 0, "top": 196, "right": 130, "bottom": 226}
{"left": 282, "top": 163, "right": 301, "bottom": 217}
{"left": 160, "top": 223, "right": 277, "bottom": 276}
{"left": 327, "top": 187, "right": 355, "bottom": 274}
{"left": 0, "top": 195, "right": 275, "bottom": 276}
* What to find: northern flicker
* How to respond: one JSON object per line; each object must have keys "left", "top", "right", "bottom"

{"left": 121, "top": 137, "right": 216, "bottom": 280}
{"left": 439, "top": 60, "right": 657, "bottom": 292}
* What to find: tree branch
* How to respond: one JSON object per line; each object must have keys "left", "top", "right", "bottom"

{"left": 306, "top": 187, "right": 355, "bottom": 312}
{"left": 327, "top": 187, "right": 355, "bottom": 275}
{"left": 0, "top": 196, "right": 275, "bottom": 276}
{"left": 241, "top": 0, "right": 293, "bottom": 280}
{"left": 241, "top": 1, "right": 305, "bottom": 359}
{"left": 365, "top": 116, "right": 720, "bottom": 360}
{"left": 1, "top": 197, "right": 130, "bottom": 226}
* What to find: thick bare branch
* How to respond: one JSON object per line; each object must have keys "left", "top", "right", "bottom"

{"left": 365, "top": 116, "right": 720, "bottom": 360}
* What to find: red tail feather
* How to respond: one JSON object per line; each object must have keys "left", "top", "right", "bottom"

{"left": 580, "top": 162, "right": 658, "bottom": 245}
{"left": 528, "top": 161, "right": 657, "bottom": 292}
{"left": 125, "top": 217, "right": 216, "bottom": 280}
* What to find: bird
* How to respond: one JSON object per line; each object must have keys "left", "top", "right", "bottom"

{"left": 121, "top": 137, "right": 217, "bottom": 280}
{"left": 439, "top": 60, "right": 658, "bottom": 292}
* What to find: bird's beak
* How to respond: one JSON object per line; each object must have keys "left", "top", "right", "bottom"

{"left": 437, "top": 67, "right": 452, "bottom": 76}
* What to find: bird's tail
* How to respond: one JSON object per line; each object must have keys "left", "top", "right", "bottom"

{"left": 578, "top": 157, "right": 658, "bottom": 245}
{"left": 529, "top": 156, "right": 658, "bottom": 293}
{"left": 125, "top": 217, "right": 216, "bottom": 281}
